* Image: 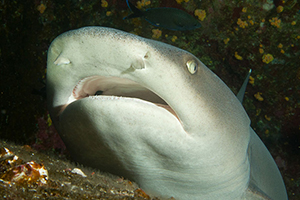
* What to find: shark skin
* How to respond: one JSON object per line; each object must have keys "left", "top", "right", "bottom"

{"left": 47, "top": 27, "right": 287, "bottom": 200}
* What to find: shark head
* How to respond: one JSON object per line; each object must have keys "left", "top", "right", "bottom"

{"left": 47, "top": 27, "right": 287, "bottom": 200}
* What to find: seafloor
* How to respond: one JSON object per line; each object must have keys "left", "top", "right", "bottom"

{"left": 0, "top": 0, "right": 299, "bottom": 199}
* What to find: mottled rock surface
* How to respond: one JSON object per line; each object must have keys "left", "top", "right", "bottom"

{"left": 0, "top": 140, "right": 170, "bottom": 200}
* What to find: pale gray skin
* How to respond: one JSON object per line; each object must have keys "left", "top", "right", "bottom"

{"left": 47, "top": 27, "right": 287, "bottom": 200}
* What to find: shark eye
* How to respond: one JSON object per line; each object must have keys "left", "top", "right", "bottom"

{"left": 186, "top": 60, "right": 197, "bottom": 74}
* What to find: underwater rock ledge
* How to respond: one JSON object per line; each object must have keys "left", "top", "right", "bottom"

{"left": 0, "top": 140, "right": 170, "bottom": 200}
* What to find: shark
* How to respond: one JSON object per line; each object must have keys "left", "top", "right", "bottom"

{"left": 47, "top": 26, "right": 288, "bottom": 200}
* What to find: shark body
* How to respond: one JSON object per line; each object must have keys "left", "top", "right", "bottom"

{"left": 47, "top": 27, "right": 287, "bottom": 200}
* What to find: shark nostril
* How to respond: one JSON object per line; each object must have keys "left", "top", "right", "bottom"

{"left": 144, "top": 51, "right": 150, "bottom": 59}
{"left": 53, "top": 55, "right": 71, "bottom": 66}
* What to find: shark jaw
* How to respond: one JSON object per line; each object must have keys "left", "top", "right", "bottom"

{"left": 63, "top": 75, "right": 178, "bottom": 121}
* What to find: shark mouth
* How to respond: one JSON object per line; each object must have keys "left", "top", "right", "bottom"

{"left": 65, "top": 76, "right": 177, "bottom": 117}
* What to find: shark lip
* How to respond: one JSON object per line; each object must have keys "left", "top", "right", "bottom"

{"left": 66, "top": 75, "right": 178, "bottom": 117}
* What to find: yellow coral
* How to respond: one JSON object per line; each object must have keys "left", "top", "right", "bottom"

{"left": 256, "top": 108, "right": 261, "bottom": 116}
{"left": 37, "top": 3, "right": 46, "bottom": 14}
{"left": 234, "top": 52, "right": 243, "bottom": 60}
{"left": 131, "top": 18, "right": 142, "bottom": 27}
{"left": 171, "top": 35, "right": 178, "bottom": 42}
{"left": 276, "top": 5, "right": 284, "bottom": 13}
{"left": 291, "top": 21, "right": 296, "bottom": 25}
{"left": 194, "top": 9, "right": 206, "bottom": 21}
{"left": 254, "top": 92, "right": 264, "bottom": 101}
{"left": 47, "top": 114, "right": 52, "bottom": 127}
{"left": 259, "top": 48, "right": 264, "bottom": 54}
{"left": 265, "top": 115, "right": 271, "bottom": 121}
{"left": 137, "top": 0, "right": 151, "bottom": 9}
{"left": 137, "top": 1, "right": 142, "bottom": 8}
{"left": 101, "top": 0, "right": 108, "bottom": 7}
{"left": 285, "top": 97, "right": 289, "bottom": 101}
{"left": 152, "top": 29, "right": 162, "bottom": 39}
{"left": 106, "top": 11, "right": 112, "bottom": 16}
{"left": 280, "top": 49, "right": 285, "bottom": 54}
{"left": 269, "top": 17, "right": 281, "bottom": 28}
{"left": 223, "top": 38, "right": 230, "bottom": 44}
{"left": 262, "top": 54, "right": 274, "bottom": 64}
{"left": 176, "top": 0, "right": 184, "bottom": 4}
{"left": 249, "top": 76, "right": 254, "bottom": 85}
{"left": 237, "top": 18, "right": 248, "bottom": 28}
{"left": 242, "top": 7, "right": 247, "bottom": 13}
{"left": 277, "top": 43, "right": 283, "bottom": 48}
